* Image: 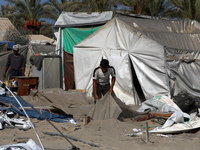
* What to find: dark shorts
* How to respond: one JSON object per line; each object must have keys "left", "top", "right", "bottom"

{"left": 10, "top": 70, "right": 22, "bottom": 80}
{"left": 94, "top": 84, "right": 110, "bottom": 104}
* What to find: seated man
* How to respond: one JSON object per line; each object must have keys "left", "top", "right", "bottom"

{"left": 93, "top": 59, "right": 116, "bottom": 104}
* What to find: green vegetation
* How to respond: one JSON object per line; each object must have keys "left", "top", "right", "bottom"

{"left": 1, "top": 0, "right": 200, "bottom": 39}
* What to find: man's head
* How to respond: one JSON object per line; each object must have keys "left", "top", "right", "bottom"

{"left": 100, "top": 59, "right": 109, "bottom": 73}
{"left": 12, "top": 44, "right": 20, "bottom": 55}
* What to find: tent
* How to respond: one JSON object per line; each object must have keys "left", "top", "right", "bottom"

{"left": 53, "top": 11, "right": 113, "bottom": 90}
{"left": 0, "top": 44, "right": 52, "bottom": 80}
{"left": 29, "top": 34, "right": 56, "bottom": 45}
{"left": 74, "top": 16, "right": 200, "bottom": 105}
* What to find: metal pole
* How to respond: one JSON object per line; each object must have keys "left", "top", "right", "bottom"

{"left": 0, "top": 80, "right": 45, "bottom": 150}
{"left": 146, "top": 122, "right": 149, "bottom": 143}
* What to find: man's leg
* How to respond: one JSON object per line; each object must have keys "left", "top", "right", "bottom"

{"left": 94, "top": 84, "right": 102, "bottom": 104}
{"left": 10, "top": 70, "right": 22, "bottom": 80}
{"left": 101, "top": 84, "right": 110, "bottom": 96}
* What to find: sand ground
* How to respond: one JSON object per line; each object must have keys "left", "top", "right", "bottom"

{"left": 0, "top": 116, "right": 200, "bottom": 150}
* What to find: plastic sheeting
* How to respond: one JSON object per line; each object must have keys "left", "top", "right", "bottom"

{"left": 150, "top": 115, "right": 200, "bottom": 134}
{"left": 54, "top": 11, "right": 113, "bottom": 27}
{"left": 166, "top": 48, "right": 200, "bottom": 97}
{"left": 63, "top": 26, "right": 101, "bottom": 53}
{"left": 137, "top": 96, "right": 190, "bottom": 128}
{"left": 138, "top": 95, "right": 200, "bottom": 134}
{"left": 87, "top": 93, "right": 122, "bottom": 120}
{"left": 0, "top": 41, "right": 15, "bottom": 50}
{"left": 0, "top": 95, "right": 72, "bottom": 122}
{"left": 118, "top": 17, "right": 200, "bottom": 51}
{"left": 74, "top": 18, "right": 170, "bottom": 105}
{"left": 0, "top": 139, "right": 42, "bottom": 150}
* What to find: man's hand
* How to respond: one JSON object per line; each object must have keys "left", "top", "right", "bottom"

{"left": 94, "top": 94, "right": 99, "bottom": 101}
{"left": 3, "top": 73, "right": 6, "bottom": 78}
{"left": 109, "top": 88, "right": 113, "bottom": 93}
{"left": 109, "top": 77, "right": 115, "bottom": 93}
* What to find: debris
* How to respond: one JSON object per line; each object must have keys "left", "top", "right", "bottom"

{"left": 0, "top": 139, "right": 42, "bottom": 150}
{"left": 156, "top": 134, "right": 173, "bottom": 138}
{"left": 84, "top": 115, "right": 91, "bottom": 125}
{"left": 132, "top": 128, "right": 141, "bottom": 132}
{"left": 124, "top": 132, "right": 143, "bottom": 137}
{"left": 151, "top": 117, "right": 167, "bottom": 125}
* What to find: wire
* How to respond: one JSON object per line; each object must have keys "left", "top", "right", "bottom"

{"left": 0, "top": 80, "right": 77, "bottom": 148}
{"left": 0, "top": 80, "right": 45, "bottom": 150}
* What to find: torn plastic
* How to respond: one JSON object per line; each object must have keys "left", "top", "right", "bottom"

{"left": 0, "top": 139, "right": 42, "bottom": 150}
{"left": 137, "top": 96, "right": 190, "bottom": 128}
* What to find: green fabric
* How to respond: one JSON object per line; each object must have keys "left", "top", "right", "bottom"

{"left": 63, "top": 26, "right": 101, "bottom": 54}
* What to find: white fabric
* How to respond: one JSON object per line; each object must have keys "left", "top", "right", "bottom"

{"left": 0, "top": 139, "right": 42, "bottom": 150}
{"left": 150, "top": 113, "right": 200, "bottom": 134}
{"left": 74, "top": 18, "right": 170, "bottom": 105}
{"left": 55, "top": 11, "right": 113, "bottom": 27}
{"left": 137, "top": 95, "right": 190, "bottom": 128}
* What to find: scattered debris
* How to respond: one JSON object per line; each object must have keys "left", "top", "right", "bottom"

{"left": 156, "top": 134, "right": 173, "bottom": 138}
{"left": 0, "top": 139, "right": 42, "bottom": 150}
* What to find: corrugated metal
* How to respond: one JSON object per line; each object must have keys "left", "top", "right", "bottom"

{"left": 0, "top": 18, "right": 15, "bottom": 31}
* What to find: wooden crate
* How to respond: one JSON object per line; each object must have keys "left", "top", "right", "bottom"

{"left": 13, "top": 76, "right": 38, "bottom": 96}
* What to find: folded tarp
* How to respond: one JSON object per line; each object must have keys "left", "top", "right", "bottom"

{"left": 87, "top": 93, "right": 122, "bottom": 120}
{"left": 0, "top": 95, "right": 72, "bottom": 122}
{"left": 29, "top": 55, "right": 61, "bottom": 70}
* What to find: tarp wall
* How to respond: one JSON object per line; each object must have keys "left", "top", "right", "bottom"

{"left": 74, "top": 18, "right": 170, "bottom": 105}
{"left": 166, "top": 48, "right": 200, "bottom": 97}
{"left": 63, "top": 26, "right": 101, "bottom": 53}
{"left": 54, "top": 11, "right": 113, "bottom": 90}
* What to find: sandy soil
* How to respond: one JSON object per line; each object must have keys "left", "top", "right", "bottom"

{"left": 0, "top": 116, "right": 200, "bottom": 150}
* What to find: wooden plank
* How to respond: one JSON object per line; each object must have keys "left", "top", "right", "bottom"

{"left": 19, "top": 106, "right": 54, "bottom": 110}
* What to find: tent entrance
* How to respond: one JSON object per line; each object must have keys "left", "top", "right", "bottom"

{"left": 130, "top": 59, "right": 145, "bottom": 102}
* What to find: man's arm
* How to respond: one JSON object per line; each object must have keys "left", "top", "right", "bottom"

{"left": 21, "top": 55, "right": 25, "bottom": 76}
{"left": 109, "top": 77, "right": 116, "bottom": 93}
{"left": 93, "top": 79, "right": 99, "bottom": 100}
{"left": 4, "top": 55, "right": 11, "bottom": 78}
{"left": 21, "top": 66, "right": 25, "bottom": 76}
{"left": 4, "top": 66, "right": 9, "bottom": 78}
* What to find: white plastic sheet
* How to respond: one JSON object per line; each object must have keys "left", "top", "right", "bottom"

{"left": 74, "top": 18, "right": 170, "bottom": 105}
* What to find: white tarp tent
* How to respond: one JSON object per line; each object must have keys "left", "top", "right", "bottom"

{"left": 74, "top": 17, "right": 170, "bottom": 105}
{"left": 54, "top": 11, "right": 113, "bottom": 55}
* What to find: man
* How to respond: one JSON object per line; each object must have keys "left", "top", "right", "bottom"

{"left": 93, "top": 59, "right": 116, "bottom": 103}
{"left": 4, "top": 44, "right": 25, "bottom": 80}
